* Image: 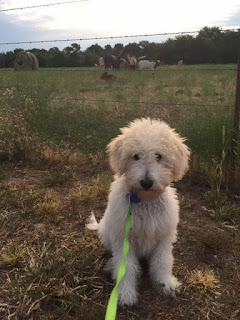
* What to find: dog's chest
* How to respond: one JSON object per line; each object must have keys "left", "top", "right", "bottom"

{"left": 130, "top": 199, "right": 166, "bottom": 240}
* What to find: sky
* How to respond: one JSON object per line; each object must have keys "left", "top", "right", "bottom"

{"left": 0, "top": 0, "right": 240, "bottom": 53}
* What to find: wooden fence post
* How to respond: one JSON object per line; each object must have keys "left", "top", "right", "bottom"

{"left": 232, "top": 38, "right": 240, "bottom": 157}
{"left": 231, "top": 36, "right": 240, "bottom": 189}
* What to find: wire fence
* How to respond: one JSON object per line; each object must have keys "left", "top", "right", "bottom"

{"left": 0, "top": 0, "right": 87, "bottom": 13}
{"left": 0, "top": 22, "right": 239, "bottom": 122}
{"left": 0, "top": 65, "right": 236, "bottom": 109}
{"left": 0, "top": 67, "right": 237, "bottom": 72}
{"left": 0, "top": 3, "right": 239, "bottom": 186}
{"left": 51, "top": 97, "right": 234, "bottom": 109}
{"left": 0, "top": 28, "right": 239, "bottom": 47}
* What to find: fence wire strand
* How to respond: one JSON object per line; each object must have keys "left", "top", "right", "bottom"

{"left": 0, "top": 68, "right": 237, "bottom": 72}
{"left": 0, "top": 25, "right": 238, "bottom": 111}
{"left": 0, "top": 28, "right": 239, "bottom": 46}
{"left": 51, "top": 97, "right": 234, "bottom": 108}
{"left": 0, "top": 0, "right": 87, "bottom": 13}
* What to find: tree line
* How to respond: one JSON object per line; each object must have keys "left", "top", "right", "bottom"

{"left": 0, "top": 27, "right": 239, "bottom": 68}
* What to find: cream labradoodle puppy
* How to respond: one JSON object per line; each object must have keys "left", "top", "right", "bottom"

{"left": 94, "top": 118, "right": 190, "bottom": 306}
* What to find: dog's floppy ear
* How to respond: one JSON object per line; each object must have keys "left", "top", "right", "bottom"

{"left": 107, "top": 135, "right": 126, "bottom": 176}
{"left": 172, "top": 137, "right": 190, "bottom": 182}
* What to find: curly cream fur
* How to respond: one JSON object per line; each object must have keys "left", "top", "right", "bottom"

{"left": 98, "top": 118, "right": 190, "bottom": 306}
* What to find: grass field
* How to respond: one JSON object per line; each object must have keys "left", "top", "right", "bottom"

{"left": 0, "top": 66, "right": 237, "bottom": 154}
{"left": 0, "top": 65, "right": 239, "bottom": 319}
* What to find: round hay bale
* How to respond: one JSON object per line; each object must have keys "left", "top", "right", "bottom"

{"left": 14, "top": 51, "right": 39, "bottom": 71}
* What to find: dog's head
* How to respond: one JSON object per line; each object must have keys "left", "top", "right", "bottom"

{"left": 107, "top": 118, "right": 190, "bottom": 200}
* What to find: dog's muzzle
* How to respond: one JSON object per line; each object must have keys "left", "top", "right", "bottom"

{"left": 140, "top": 178, "right": 153, "bottom": 191}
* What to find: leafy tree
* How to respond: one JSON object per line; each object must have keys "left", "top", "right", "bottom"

{"left": 14, "top": 48, "right": 24, "bottom": 55}
{"left": 86, "top": 44, "right": 104, "bottom": 56}
{"left": 84, "top": 51, "right": 99, "bottom": 67}
{"left": 104, "top": 45, "right": 112, "bottom": 54}
{"left": 5, "top": 51, "right": 15, "bottom": 68}
{"left": 123, "top": 42, "right": 141, "bottom": 57}
{"left": 113, "top": 43, "right": 124, "bottom": 56}
{"left": 63, "top": 46, "right": 74, "bottom": 55}
{"left": 197, "top": 27, "right": 222, "bottom": 42}
{"left": 71, "top": 43, "right": 81, "bottom": 53}
{"left": 218, "top": 30, "right": 240, "bottom": 63}
{"left": 34, "top": 49, "right": 49, "bottom": 67}
{"left": 0, "top": 27, "right": 239, "bottom": 68}
{"left": 0, "top": 53, "right": 6, "bottom": 68}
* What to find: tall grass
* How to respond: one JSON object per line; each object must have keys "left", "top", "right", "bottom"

{"left": 176, "top": 105, "right": 234, "bottom": 159}
{"left": 0, "top": 66, "right": 239, "bottom": 196}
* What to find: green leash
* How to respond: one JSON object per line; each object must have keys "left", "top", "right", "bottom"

{"left": 105, "top": 194, "right": 132, "bottom": 320}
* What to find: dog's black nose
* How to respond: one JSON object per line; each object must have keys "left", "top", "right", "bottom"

{"left": 140, "top": 179, "right": 153, "bottom": 190}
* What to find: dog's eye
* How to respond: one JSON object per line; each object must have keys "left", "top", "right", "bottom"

{"left": 133, "top": 154, "right": 140, "bottom": 160}
{"left": 155, "top": 153, "right": 162, "bottom": 161}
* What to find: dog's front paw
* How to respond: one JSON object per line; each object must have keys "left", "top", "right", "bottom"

{"left": 153, "top": 276, "right": 181, "bottom": 297}
{"left": 118, "top": 286, "right": 138, "bottom": 306}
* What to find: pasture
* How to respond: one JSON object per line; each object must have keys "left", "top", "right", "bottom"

{"left": 0, "top": 65, "right": 239, "bottom": 319}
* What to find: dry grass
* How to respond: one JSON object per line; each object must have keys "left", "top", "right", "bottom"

{"left": 3, "top": 233, "right": 105, "bottom": 320}
{"left": 71, "top": 174, "right": 113, "bottom": 205}
{"left": 188, "top": 270, "right": 220, "bottom": 292}
{"left": 0, "top": 161, "right": 239, "bottom": 320}
{"left": 0, "top": 66, "right": 239, "bottom": 319}
{"left": 0, "top": 243, "right": 26, "bottom": 267}
{"left": 36, "top": 200, "right": 62, "bottom": 221}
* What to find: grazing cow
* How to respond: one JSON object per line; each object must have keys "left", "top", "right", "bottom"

{"left": 126, "top": 55, "right": 138, "bottom": 70}
{"left": 101, "top": 72, "right": 117, "bottom": 80}
{"left": 119, "top": 58, "right": 127, "bottom": 69}
{"left": 137, "top": 60, "right": 161, "bottom": 70}
{"left": 104, "top": 54, "right": 122, "bottom": 70}
{"left": 99, "top": 57, "right": 105, "bottom": 69}
{"left": 137, "top": 60, "right": 161, "bottom": 78}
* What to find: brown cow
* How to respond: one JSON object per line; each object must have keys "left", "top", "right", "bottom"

{"left": 100, "top": 72, "right": 117, "bottom": 80}
{"left": 104, "top": 54, "right": 122, "bottom": 70}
